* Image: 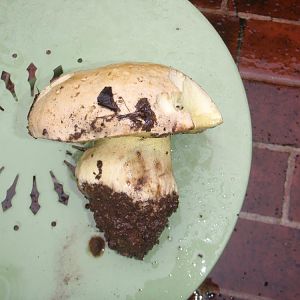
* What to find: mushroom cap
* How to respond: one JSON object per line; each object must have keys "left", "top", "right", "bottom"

{"left": 28, "top": 63, "right": 222, "bottom": 142}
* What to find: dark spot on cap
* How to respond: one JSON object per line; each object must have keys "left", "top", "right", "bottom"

{"left": 69, "top": 128, "right": 86, "bottom": 140}
{"left": 117, "top": 98, "right": 157, "bottom": 132}
{"left": 97, "top": 86, "right": 120, "bottom": 112}
{"left": 155, "top": 161, "right": 162, "bottom": 171}
{"left": 89, "top": 236, "right": 105, "bottom": 257}
{"left": 165, "top": 151, "right": 169, "bottom": 155}
{"left": 42, "top": 128, "right": 48, "bottom": 136}
{"left": 172, "top": 123, "right": 177, "bottom": 132}
{"left": 136, "top": 151, "right": 141, "bottom": 158}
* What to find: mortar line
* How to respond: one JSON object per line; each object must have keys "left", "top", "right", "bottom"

{"left": 282, "top": 153, "right": 297, "bottom": 221}
{"left": 234, "top": 12, "right": 300, "bottom": 26}
{"left": 193, "top": 7, "right": 223, "bottom": 15}
{"left": 236, "top": 17, "right": 246, "bottom": 65}
{"left": 220, "top": 0, "right": 228, "bottom": 12}
{"left": 240, "top": 70, "right": 300, "bottom": 88}
{"left": 253, "top": 142, "right": 300, "bottom": 154}
{"left": 239, "top": 212, "right": 300, "bottom": 229}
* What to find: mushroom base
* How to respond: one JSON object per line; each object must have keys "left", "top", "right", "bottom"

{"left": 80, "top": 182, "right": 179, "bottom": 259}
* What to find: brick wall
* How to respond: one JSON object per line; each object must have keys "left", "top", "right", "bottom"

{"left": 189, "top": 1, "right": 300, "bottom": 299}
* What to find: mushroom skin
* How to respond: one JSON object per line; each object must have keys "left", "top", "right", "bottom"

{"left": 76, "top": 136, "right": 178, "bottom": 259}
{"left": 28, "top": 63, "right": 222, "bottom": 142}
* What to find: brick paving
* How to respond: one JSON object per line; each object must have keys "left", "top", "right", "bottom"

{"left": 189, "top": 0, "right": 300, "bottom": 299}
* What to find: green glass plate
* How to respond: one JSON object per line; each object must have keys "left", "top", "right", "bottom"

{"left": 0, "top": 0, "right": 251, "bottom": 299}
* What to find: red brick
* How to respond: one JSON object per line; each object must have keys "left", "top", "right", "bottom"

{"left": 202, "top": 13, "right": 240, "bottom": 59}
{"left": 290, "top": 154, "right": 300, "bottom": 222}
{"left": 239, "top": 20, "right": 300, "bottom": 85}
{"left": 228, "top": 0, "right": 300, "bottom": 21}
{"left": 190, "top": 0, "right": 222, "bottom": 9}
{"left": 243, "top": 147, "right": 288, "bottom": 217}
{"left": 244, "top": 80, "right": 300, "bottom": 147}
{"left": 209, "top": 219, "right": 300, "bottom": 299}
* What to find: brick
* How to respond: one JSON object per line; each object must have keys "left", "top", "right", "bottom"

{"left": 243, "top": 147, "right": 288, "bottom": 217}
{"left": 202, "top": 13, "right": 240, "bottom": 59}
{"left": 209, "top": 219, "right": 300, "bottom": 299}
{"left": 239, "top": 20, "right": 300, "bottom": 85}
{"left": 190, "top": 0, "right": 222, "bottom": 9}
{"left": 244, "top": 80, "right": 300, "bottom": 147}
{"left": 290, "top": 154, "right": 300, "bottom": 222}
{"left": 228, "top": 0, "right": 300, "bottom": 21}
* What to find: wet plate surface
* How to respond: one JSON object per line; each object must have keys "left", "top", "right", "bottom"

{"left": 0, "top": 0, "right": 251, "bottom": 299}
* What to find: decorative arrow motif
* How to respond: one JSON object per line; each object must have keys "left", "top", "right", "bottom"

{"left": 1, "top": 174, "right": 19, "bottom": 212}
{"left": 27, "top": 63, "right": 37, "bottom": 96}
{"left": 1, "top": 71, "right": 18, "bottom": 101}
{"left": 49, "top": 171, "right": 69, "bottom": 205}
{"left": 29, "top": 176, "right": 40, "bottom": 215}
{"left": 64, "top": 160, "right": 76, "bottom": 176}
{"left": 50, "top": 65, "right": 63, "bottom": 83}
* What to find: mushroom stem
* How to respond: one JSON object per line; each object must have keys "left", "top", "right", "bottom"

{"left": 75, "top": 136, "right": 178, "bottom": 259}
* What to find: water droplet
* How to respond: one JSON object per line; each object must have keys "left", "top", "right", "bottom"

{"left": 169, "top": 273, "right": 172, "bottom": 277}
{"left": 188, "top": 273, "right": 192, "bottom": 278}
{"left": 176, "top": 256, "right": 180, "bottom": 260}
{"left": 222, "top": 194, "right": 227, "bottom": 198}
{"left": 168, "top": 236, "right": 173, "bottom": 241}
{"left": 178, "top": 246, "right": 183, "bottom": 251}
{"left": 138, "top": 288, "right": 143, "bottom": 292}
{"left": 201, "top": 266, "right": 206, "bottom": 273}
{"left": 209, "top": 188, "right": 214, "bottom": 192}
{"left": 192, "top": 262, "right": 197, "bottom": 267}
{"left": 152, "top": 260, "right": 158, "bottom": 266}
{"left": 167, "top": 226, "right": 171, "bottom": 230}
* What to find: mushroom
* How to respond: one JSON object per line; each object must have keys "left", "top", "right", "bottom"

{"left": 28, "top": 63, "right": 222, "bottom": 259}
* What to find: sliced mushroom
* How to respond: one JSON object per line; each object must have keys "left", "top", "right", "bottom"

{"left": 28, "top": 63, "right": 222, "bottom": 142}
{"left": 28, "top": 62, "right": 223, "bottom": 259}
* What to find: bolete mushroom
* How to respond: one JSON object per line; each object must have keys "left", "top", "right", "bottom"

{"left": 28, "top": 63, "right": 222, "bottom": 259}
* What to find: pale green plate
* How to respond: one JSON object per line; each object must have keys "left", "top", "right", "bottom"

{"left": 0, "top": 1, "right": 251, "bottom": 299}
